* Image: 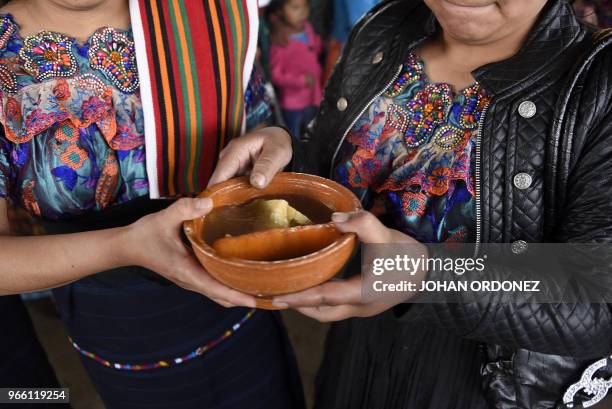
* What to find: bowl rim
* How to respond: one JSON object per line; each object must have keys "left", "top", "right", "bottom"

{"left": 183, "top": 172, "right": 362, "bottom": 266}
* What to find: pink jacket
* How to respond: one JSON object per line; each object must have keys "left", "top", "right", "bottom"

{"left": 270, "top": 22, "right": 322, "bottom": 110}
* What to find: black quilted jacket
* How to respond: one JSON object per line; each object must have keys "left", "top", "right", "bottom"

{"left": 297, "top": 0, "right": 612, "bottom": 408}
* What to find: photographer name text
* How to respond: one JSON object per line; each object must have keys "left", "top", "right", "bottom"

{"left": 372, "top": 280, "right": 541, "bottom": 293}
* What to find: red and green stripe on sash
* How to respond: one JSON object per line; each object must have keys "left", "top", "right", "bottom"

{"left": 130, "top": 0, "right": 259, "bottom": 198}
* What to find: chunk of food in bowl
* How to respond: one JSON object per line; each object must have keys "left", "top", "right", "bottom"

{"left": 249, "top": 199, "right": 312, "bottom": 230}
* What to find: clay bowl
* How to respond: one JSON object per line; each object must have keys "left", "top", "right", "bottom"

{"left": 183, "top": 172, "right": 362, "bottom": 310}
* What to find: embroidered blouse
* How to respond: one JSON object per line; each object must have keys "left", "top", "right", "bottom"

{"left": 334, "top": 53, "right": 490, "bottom": 243}
{"left": 0, "top": 14, "right": 270, "bottom": 220}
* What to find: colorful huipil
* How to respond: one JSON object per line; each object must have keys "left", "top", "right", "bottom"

{"left": 0, "top": 14, "right": 270, "bottom": 220}
{"left": 334, "top": 53, "right": 490, "bottom": 243}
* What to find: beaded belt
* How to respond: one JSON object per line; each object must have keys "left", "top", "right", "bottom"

{"left": 69, "top": 309, "right": 256, "bottom": 371}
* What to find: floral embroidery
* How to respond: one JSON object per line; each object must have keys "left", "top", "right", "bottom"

{"left": 95, "top": 153, "right": 119, "bottom": 209}
{"left": 51, "top": 165, "right": 78, "bottom": 191}
{"left": 5, "top": 109, "right": 69, "bottom": 143}
{"left": 347, "top": 147, "right": 384, "bottom": 188}
{"left": 19, "top": 32, "right": 78, "bottom": 81}
{"left": 404, "top": 83, "right": 452, "bottom": 148}
{"left": 54, "top": 121, "right": 79, "bottom": 143}
{"left": 446, "top": 226, "right": 469, "bottom": 243}
{"left": 334, "top": 52, "right": 491, "bottom": 243}
{"left": 96, "top": 152, "right": 119, "bottom": 209}
{"left": 5, "top": 96, "right": 20, "bottom": 121}
{"left": 0, "top": 64, "right": 17, "bottom": 93}
{"left": 88, "top": 28, "right": 139, "bottom": 94}
{"left": 22, "top": 180, "right": 40, "bottom": 216}
{"left": 3, "top": 91, "right": 121, "bottom": 145}
{"left": 427, "top": 167, "right": 452, "bottom": 196}
{"left": 53, "top": 79, "right": 71, "bottom": 101}
{"left": 402, "top": 191, "right": 427, "bottom": 217}
{"left": 80, "top": 96, "right": 111, "bottom": 124}
{"left": 110, "top": 125, "right": 143, "bottom": 150}
{"left": 0, "top": 16, "right": 16, "bottom": 50}
{"left": 59, "top": 144, "right": 87, "bottom": 170}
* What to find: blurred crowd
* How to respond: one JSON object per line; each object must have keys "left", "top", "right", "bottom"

{"left": 256, "top": 0, "right": 611, "bottom": 141}
{"left": 573, "top": 0, "right": 611, "bottom": 27}
{"left": 256, "top": 0, "right": 381, "bottom": 140}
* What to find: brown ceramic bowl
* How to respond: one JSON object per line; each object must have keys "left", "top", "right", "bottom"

{"left": 183, "top": 172, "right": 362, "bottom": 310}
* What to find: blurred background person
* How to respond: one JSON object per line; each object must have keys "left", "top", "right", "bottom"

{"left": 573, "top": 0, "right": 599, "bottom": 25}
{"left": 322, "top": 0, "right": 381, "bottom": 82}
{"left": 309, "top": 0, "right": 333, "bottom": 41}
{"left": 595, "top": 0, "right": 611, "bottom": 28}
{"left": 269, "top": 0, "right": 323, "bottom": 141}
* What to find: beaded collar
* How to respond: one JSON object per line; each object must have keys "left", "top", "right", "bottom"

{"left": 383, "top": 52, "right": 488, "bottom": 152}
{"left": 0, "top": 13, "right": 139, "bottom": 94}
{"left": 336, "top": 51, "right": 491, "bottom": 223}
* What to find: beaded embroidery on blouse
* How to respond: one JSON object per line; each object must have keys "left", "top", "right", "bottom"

{"left": 88, "top": 27, "right": 139, "bottom": 94}
{"left": 334, "top": 52, "right": 491, "bottom": 243}
{"left": 0, "top": 14, "right": 146, "bottom": 217}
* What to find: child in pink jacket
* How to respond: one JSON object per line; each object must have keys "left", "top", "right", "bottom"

{"left": 269, "top": 0, "right": 322, "bottom": 141}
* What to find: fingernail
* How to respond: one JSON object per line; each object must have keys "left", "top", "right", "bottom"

{"left": 195, "top": 198, "right": 212, "bottom": 210}
{"left": 332, "top": 212, "right": 350, "bottom": 223}
{"left": 251, "top": 174, "right": 266, "bottom": 189}
{"left": 272, "top": 300, "right": 289, "bottom": 308}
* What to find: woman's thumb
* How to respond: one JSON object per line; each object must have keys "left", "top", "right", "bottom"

{"left": 331, "top": 211, "right": 390, "bottom": 243}
{"left": 167, "top": 198, "right": 213, "bottom": 223}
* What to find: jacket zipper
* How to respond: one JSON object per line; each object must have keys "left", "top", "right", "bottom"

{"left": 474, "top": 102, "right": 491, "bottom": 256}
{"left": 329, "top": 64, "right": 404, "bottom": 178}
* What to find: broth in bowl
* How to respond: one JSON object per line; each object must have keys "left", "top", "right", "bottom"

{"left": 203, "top": 195, "right": 336, "bottom": 262}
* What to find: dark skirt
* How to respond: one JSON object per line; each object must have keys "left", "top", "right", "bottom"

{"left": 45, "top": 198, "right": 305, "bottom": 409}
{"left": 314, "top": 309, "right": 489, "bottom": 409}
{"left": 0, "top": 295, "right": 70, "bottom": 409}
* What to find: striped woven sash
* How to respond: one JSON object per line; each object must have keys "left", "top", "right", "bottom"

{"left": 130, "top": 0, "right": 259, "bottom": 198}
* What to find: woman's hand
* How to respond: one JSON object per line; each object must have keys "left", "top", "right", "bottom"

{"left": 122, "top": 198, "right": 257, "bottom": 308}
{"left": 208, "top": 126, "right": 293, "bottom": 189}
{"left": 272, "top": 211, "right": 428, "bottom": 322}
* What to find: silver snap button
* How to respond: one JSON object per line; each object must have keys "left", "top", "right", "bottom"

{"left": 337, "top": 97, "right": 348, "bottom": 112}
{"left": 372, "top": 52, "right": 384, "bottom": 65}
{"left": 511, "top": 240, "right": 528, "bottom": 255}
{"left": 513, "top": 172, "right": 533, "bottom": 190}
{"left": 518, "top": 101, "right": 537, "bottom": 118}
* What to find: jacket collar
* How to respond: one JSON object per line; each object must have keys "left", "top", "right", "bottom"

{"left": 392, "top": 0, "right": 586, "bottom": 97}
{"left": 473, "top": 0, "right": 586, "bottom": 97}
